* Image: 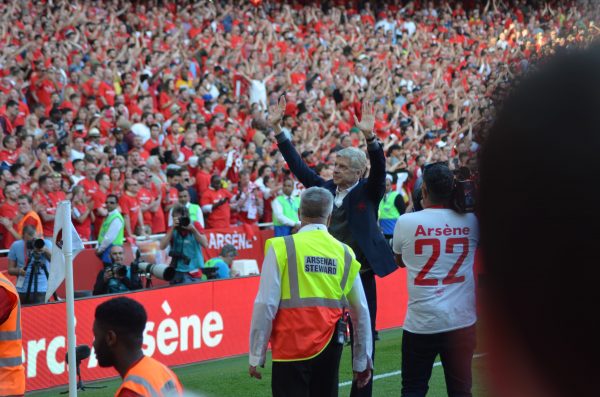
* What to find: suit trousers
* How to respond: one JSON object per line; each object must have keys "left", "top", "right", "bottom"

{"left": 272, "top": 334, "right": 343, "bottom": 397}
{"left": 349, "top": 270, "right": 377, "bottom": 397}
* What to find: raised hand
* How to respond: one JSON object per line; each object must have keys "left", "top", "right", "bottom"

{"left": 267, "top": 95, "right": 287, "bottom": 129}
{"left": 353, "top": 98, "right": 376, "bottom": 139}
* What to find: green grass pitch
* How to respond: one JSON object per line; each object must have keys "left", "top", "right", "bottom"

{"left": 30, "top": 328, "right": 487, "bottom": 396}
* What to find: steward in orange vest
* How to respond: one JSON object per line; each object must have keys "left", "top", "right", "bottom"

{"left": 0, "top": 272, "right": 25, "bottom": 397}
{"left": 93, "top": 297, "right": 183, "bottom": 397}
{"left": 248, "top": 187, "right": 373, "bottom": 397}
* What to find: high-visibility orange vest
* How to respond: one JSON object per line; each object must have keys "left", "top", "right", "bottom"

{"left": 115, "top": 356, "right": 183, "bottom": 397}
{"left": 0, "top": 273, "right": 25, "bottom": 396}
{"left": 266, "top": 231, "right": 361, "bottom": 362}
{"left": 15, "top": 211, "right": 43, "bottom": 237}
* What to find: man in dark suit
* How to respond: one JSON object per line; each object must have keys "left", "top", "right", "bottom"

{"left": 268, "top": 97, "right": 397, "bottom": 396}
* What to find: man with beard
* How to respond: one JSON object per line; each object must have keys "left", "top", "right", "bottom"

{"left": 93, "top": 297, "right": 183, "bottom": 396}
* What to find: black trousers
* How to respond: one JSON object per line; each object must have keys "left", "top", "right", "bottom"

{"left": 349, "top": 270, "right": 377, "bottom": 397}
{"left": 272, "top": 334, "right": 343, "bottom": 397}
{"left": 401, "top": 325, "right": 477, "bottom": 397}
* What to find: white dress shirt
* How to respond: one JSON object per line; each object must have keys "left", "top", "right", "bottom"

{"left": 334, "top": 181, "right": 359, "bottom": 208}
{"left": 249, "top": 224, "right": 373, "bottom": 371}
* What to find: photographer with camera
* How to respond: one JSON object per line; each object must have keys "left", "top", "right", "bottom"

{"left": 93, "top": 245, "right": 142, "bottom": 296}
{"left": 392, "top": 162, "right": 479, "bottom": 397}
{"left": 6, "top": 225, "right": 52, "bottom": 305}
{"left": 159, "top": 204, "right": 208, "bottom": 285}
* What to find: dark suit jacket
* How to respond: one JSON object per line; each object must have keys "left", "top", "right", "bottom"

{"left": 278, "top": 138, "right": 397, "bottom": 277}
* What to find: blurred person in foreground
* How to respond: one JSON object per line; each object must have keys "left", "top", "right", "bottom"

{"left": 0, "top": 272, "right": 25, "bottom": 396}
{"left": 268, "top": 97, "right": 395, "bottom": 397}
{"left": 392, "top": 162, "right": 479, "bottom": 397}
{"left": 479, "top": 45, "right": 600, "bottom": 397}
{"left": 93, "top": 297, "right": 183, "bottom": 396}
{"left": 249, "top": 187, "right": 372, "bottom": 397}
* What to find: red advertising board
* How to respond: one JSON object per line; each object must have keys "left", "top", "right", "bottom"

{"left": 21, "top": 269, "right": 408, "bottom": 392}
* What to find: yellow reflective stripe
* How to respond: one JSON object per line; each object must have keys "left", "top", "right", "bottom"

{"left": 280, "top": 297, "right": 344, "bottom": 309}
{"left": 283, "top": 236, "right": 300, "bottom": 301}
{"left": 282, "top": 234, "right": 349, "bottom": 309}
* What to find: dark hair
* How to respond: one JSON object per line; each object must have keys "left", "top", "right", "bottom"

{"left": 2, "top": 135, "right": 15, "bottom": 147}
{"left": 17, "top": 194, "right": 32, "bottom": 204}
{"left": 258, "top": 165, "right": 271, "bottom": 177}
{"left": 106, "top": 194, "right": 119, "bottom": 203}
{"left": 95, "top": 297, "right": 147, "bottom": 348}
{"left": 479, "top": 45, "right": 600, "bottom": 397}
{"left": 9, "top": 162, "right": 23, "bottom": 176}
{"left": 38, "top": 174, "right": 51, "bottom": 187}
{"left": 166, "top": 168, "right": 181, "bottom": 179}
{"left": 95, "top": 171, "right": 108, "bottom": 183}
{"left": 422, "top": 163, "right": 454, "bottom": 204}
{"left": 5, "top": 99, "right": 18, "bottom": 109}
{"left": 3, "top": 181, "right": 18, "bottom": 196}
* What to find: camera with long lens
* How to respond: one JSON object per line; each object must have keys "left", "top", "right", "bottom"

{"left": 131, "top": 250, "right": 175, "bottom": 282}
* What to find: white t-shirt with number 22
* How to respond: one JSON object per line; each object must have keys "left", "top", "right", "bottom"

{"left": 392, "top": 208, "right": 479, "bottom": 334}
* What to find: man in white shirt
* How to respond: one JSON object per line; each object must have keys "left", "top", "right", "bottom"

{"left": 95, "top": 195, "right": 125, "bottom": 265}
{"left": 249, "top": 187, "right": 372, "bottom": 397}
{"left": 271, "top": 178, "right": 301, "bottom": 237}
{"left": 393, "top": 163, "right": 479, "bottom": 397}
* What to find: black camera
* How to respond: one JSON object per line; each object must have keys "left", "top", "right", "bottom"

{"left": 26, "top": 238, "right": 46, "bottom": 251}
{"left": 110, "top": 264, "right": 128, "bottom": 278}
{"left": 179, "top": 216, "right": 190, "bottom": 227}
{"left": 168, "top": 251, "right": 190, "bottom": 266}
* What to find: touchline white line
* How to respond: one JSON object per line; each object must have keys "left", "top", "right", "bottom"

{"left": 339, "top": 353, "right": 486, "bottom": 387}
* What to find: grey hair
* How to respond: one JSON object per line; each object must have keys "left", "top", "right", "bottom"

{"left": 300, "top": 187, "right": 334, "bottom": 219}
{"left": 336, "top": 147, "right": 367, "bottom": 171}
{"left": 146, "top": 155, "right": 160, "bottom": 168}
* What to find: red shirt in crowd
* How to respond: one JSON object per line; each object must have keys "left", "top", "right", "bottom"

{"left": 138, "top": 185, "right": 165, "bottom": 234}
{"left": 72, "top": 202, "right": 92, "bottom": 241}
{"left": 195, "top": 170, "right": 211, "bottom": 199}
{"left": 91, "top": 189, "right": 108, "bottom": 240}
{"left": 0, "top": 201, "right": 18, "bottom": 249}
{"left": 79, "top": 178, "right": 99, "bottom": 197}
{"left": 119, "top": 193, "right": 142, "bottom": 236}
{"left": 201, "top": 188, "right": 233, "bottom": 229}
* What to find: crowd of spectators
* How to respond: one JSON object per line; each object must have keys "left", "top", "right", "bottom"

{"left": 0, "top": 0, "right": 598, "bottom": 250}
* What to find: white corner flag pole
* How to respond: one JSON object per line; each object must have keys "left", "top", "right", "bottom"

{"left": 63, "top": 201, "right": 78, "bottom": 396}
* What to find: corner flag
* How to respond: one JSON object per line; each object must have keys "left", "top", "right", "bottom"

{"left": 45, "top": 201, "right": 84, "bottom": 302}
